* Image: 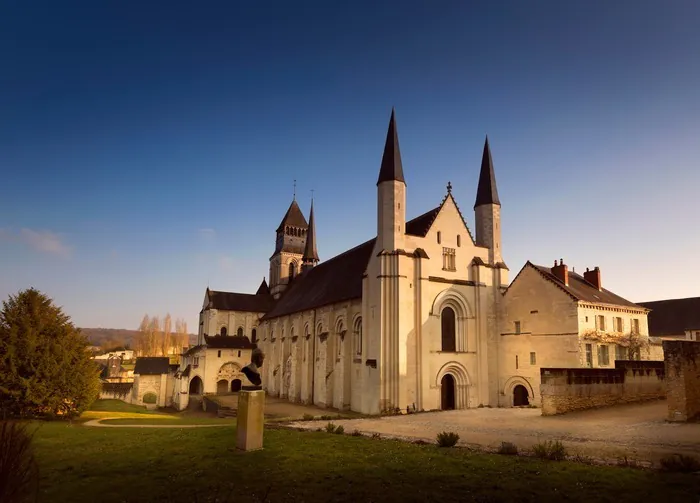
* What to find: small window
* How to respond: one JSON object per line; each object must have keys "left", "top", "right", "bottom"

{"left": 514, "top": 321, "right": 521, "bottom": 335}
{"left": 238, "top": 350, "right": 241, "bottom": 357}
{"left": 596, "top": 315, "right": 605, "bottom": 331}
{"left": 598, "top": 345, "right": 610, "bottom": 366}
{"left": 442, "top": 247, "right": 456, "bottom": 271}
{"left": 515, "top": 355, "right": 519, "bottom": 370}
{"left": 585, "top": 344, "right": 592, "bottom": 367}
{"left": 585, "top": 316, "right": 588, "bottom": 322}
{"left": 437, "top": 231, "right": 441, "bottom": 244}
{"left": 237, "top": 327, "right": 243, "bottom": 337}
{"left": 221, "top": 326, "right": 227, "bottom": 337}
{"left": 530, "top": 352, "right": 536, "bottom": 365}
{"left": 614, "top": 317, "right": 623, "bottom": 332}
{"left": 217, "top": 350, "right": 221, "bottom": 358}
{"left": 631, "top": 318, "right": 640, "bottom": 334}
{"left": 457, "top": 235, "right": 461, "bottom": 247}
{"left": 615, "top": 345, "right": 628, "bottom": 360}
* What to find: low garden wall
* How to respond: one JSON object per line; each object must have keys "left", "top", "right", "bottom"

{"left": 99, "top": 382, "right": 134, "bottom": 402}
{"left": 540, "top": 360, "right": 665, "bottom": 416}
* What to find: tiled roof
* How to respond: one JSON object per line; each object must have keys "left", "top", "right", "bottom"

{"left": 134, "top": 357, "right": 170, "bottom": 375}
{"left": 204, "top": 335, "right": 255, "bottom": 349}
{"left": 276, "top": 200, "right": 308, "bottom": 232}
{"left": 207, "top": 289, "right": 274, "bottom": 313}
{"left": 528, "top": 263, "right": 644, "bottom": 309}
{"left": 262, "top": 239, "right": 376, "bottom": 320}
{"left": 637, "top": 297, "right": 700, "bottom": 336}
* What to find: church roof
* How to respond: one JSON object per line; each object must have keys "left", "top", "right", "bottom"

{"left": 637, "top": 297, "right": 700, "bottom": 336}
{"left": 207, "top": 289, "right": 274, "bottom": 313}
{"left": 134, "top": 357, "right": 170, "bottom": 375}
{"left": 474, "top": 136, "right": 501, "bottom": 208}
{"left": 276, "top": 199, "right": 308, "bottom": 233}
{"left": 204, "top": 335, "right": 255, "bottom": 349}
{"left": 376, "top": 109, "right": 406, "bottom": 186}
{"left": 405, "top": 206, "right": 440, "bottom": 237}
{"left": 255, "top": 278, "right": 270, "bottom": 295}
{"left": 262, "top": 239, "right": 376, "bottom": 320}
{"left": 523, "top": 262, "right": 644, "bottom": 310}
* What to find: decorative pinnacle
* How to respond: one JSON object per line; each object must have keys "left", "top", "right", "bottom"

{"left": 293, "top": 179, "right": 297, "bottom": 200}
{"left": 447, "top": 181, "right": 452, "bottom": 194}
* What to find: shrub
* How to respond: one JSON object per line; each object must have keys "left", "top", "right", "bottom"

{"left": 302, "top": 414, "right": 315, "bottom": 421}
{"left": 320, "top": 415, "right": 333, "bottom": 420}
{"left": 0, "top": 421, "right": 38, "bottom": 503}
{"left": 371, "top": 433, "right": 381, "bottom": 440}
{"left": 142, "top": 393, "right": 158, "bottom": 404}
{"left": 436, "top": 431, "right": 460, "bottom": 448}
{"left": 659, "top": 454, "right": 700, "bottom": 473}
{"left": 334, "top": 425, "right": 344, "bottom": 435}
{"left": 325, "top": 422, "right": 337, "bottom": 433}
{"left": 497, "top": 441, "right": 518, "bottom": 455}
{"left": 351, "top": 429, "right": 362, "bottom": 437}
{"left": 532, "top": 440, "right": 567, "bottom": 461}
{"left": 413, "top": 439, "right": 428, "bottom": 445}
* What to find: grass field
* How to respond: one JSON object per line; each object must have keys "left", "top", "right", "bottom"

{"left": 30, "top": 415, "right": 700, "bottom": 503}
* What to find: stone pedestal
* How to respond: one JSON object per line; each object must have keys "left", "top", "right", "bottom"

{"left": 236, "top": 390, "right": 265, "bottom": 451}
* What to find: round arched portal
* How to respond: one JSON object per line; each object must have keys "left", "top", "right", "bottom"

{"left": 216, "top": 379, "right": 228, "bottom": 394}
{"left": 231, "top": 379, "right": 242, "bottom": 392}
{"left": 189, "top": 376, "right": 203, "bottom": 395}
{"left": 441, "top": 374, "right": 456, "bottom": 410}
{"left": 513, "top": 385, "right": 530, "bottom": 406}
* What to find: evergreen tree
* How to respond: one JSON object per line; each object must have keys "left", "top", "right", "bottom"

{"left": 0, "top": 288, "right": 101, "bottom": 418}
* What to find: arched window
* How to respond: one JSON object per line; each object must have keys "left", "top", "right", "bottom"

{"left": 289, "top": 262, "right": 296, "bottom": 281}
{"left": 237, "top": 327, "right": 243, "bottom": 337}
{"left": 251, "top": 328, "right": 257, "bottom": 345}
{"left": 441, "top": 307, "right": 456, "bottom": 352}
{"left": 221, "top": 326, "right": 228, "bottom": 337}
{"left": 353, "top": 317, "right": 362, "bottom": 356}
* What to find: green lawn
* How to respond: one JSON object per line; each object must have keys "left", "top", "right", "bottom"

{"left": 86, "top": 399, "right": 156, "bottom": 414}
{"left": 30, "top": 421, "right": 700, "bottom": 503}
{"left": 100, "top": 417, "right": 234, "bottom": 425}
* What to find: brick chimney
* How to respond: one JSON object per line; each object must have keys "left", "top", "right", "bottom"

{"left": 584, "top": 266, "right": 602, "bottom": 291}
{"left": 551, "top": 259, "right": 569, "bottom": 286}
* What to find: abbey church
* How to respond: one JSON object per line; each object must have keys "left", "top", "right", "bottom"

{"left": 176, "top": 110, "right": 652, "bottom": 415}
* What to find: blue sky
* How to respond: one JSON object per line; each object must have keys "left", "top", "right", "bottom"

{"left": 1, "top": 1, "right": 698, "bottom": 330}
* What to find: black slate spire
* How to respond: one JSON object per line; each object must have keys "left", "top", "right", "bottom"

{"left": 376, "top": 109, "right": 406, "bottom": 186}
{"left": 276, "top": 199, "right": 308, "bottom": 233}
{"left": 474, "top": 136, "right": 501, "bottom": 208}
{"left": 302, "top": 199, "right": 319, "bottom": 265}
{"left": 255, "top": 278, "right": 270, "bottom": 295}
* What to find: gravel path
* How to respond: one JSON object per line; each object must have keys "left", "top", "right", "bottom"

{"left": 83, "top": 418, "right": 230, "bottom": 428}
{"left": 288, "top": 400, "right": 700, "bottom": 463}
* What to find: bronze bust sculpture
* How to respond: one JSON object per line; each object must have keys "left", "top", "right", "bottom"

{"left": 241, "top": 348, "right": 265, "bottom": 390}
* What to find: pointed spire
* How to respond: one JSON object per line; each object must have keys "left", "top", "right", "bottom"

{"left": 474, "top": 135, "right": 501, "bottom": 208}
{"left": 255, "top": 278, "right": 270, "bottom": 295}
{"left": 276, "top": 199, "right": 308, "bottom": 233}
{"left": 302, "top": 199, "right": 319, "bottom": 266}
{"left": 376, "top": 108, "right": 406, "bottom": 186}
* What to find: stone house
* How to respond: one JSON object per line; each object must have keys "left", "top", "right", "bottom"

{"left": 499, "top": 260, "right": 651, "bottom": 406}
{"left": 638, "top": 296, "right": 700, "bottom": 342}
{"left": 132, "top": 357, "right": 175, "bottom": 408}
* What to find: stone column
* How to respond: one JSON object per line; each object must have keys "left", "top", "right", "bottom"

{"left": 236, "top": 389, "right": 265, "bottom": 451}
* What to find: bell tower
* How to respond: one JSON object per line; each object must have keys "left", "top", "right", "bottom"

{"left": 269, "top": 198, "right": 308, "bottom": 298}
{"left": 474, "top": 136, "right": 502, "bottom": 265}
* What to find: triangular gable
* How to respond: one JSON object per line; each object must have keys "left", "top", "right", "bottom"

{"left": 408, "top": 191, "right": 475, "bottom": 244}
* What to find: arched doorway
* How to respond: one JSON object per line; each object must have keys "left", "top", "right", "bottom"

{"left": 251, "top": 328, "right": 257, "bottom": 345}
{"left": 216, "top": 379, "right": 228, "bottom": 394}
{"left": 221, "top": 326, "right": 227, "bottom": 337}
{"left": 441, "top": 374, "right": 456, "bottom": 410}
{"left": 189, "top": 376, "right": 203, "bottom": 395}
{"left": 513, "top": 385, "right": 530, "bottom": 406}
{"left": 231, "top": 379, "right": 242, "bottom": 392}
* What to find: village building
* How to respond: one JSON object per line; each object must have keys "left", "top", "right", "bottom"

{"left": 131, "top": 357, "right": 176, "bottom": 408}
{"left": 179, "top": 110, "right": 652, "bottom": 414}
{"left": 638, "top": 297, "right": 700, "bottom": 342}
{"left": 499, "top": 261, "right": 653, "bottom": 407}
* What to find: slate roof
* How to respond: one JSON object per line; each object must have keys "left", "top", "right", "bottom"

{"left": 204, "top": 335, "right": 256, "bottom": 349}
{"left": 207, "top": 289, "right": 274, "bottom": 313}
{"left": 302, "top": 200, "right": 319, "bottom": 262}
{"left": 526, "top": 262, "right": 644, "bottom": 309}
{"left": 262, "top": 239, "right": 376, "bottom": 320}
{"left": 405, "top": 206, "right": 440, "bottom": 237}
{"left": 134, "top": 357, "right": 170, "bottom": 375}
{"left": 377, "top": 109, "right": 405, "bottom": 185}
{"left": 474, "top": 136, "right": 501, "bottom": 208}
{"left": 637, "top": 297, "right": 700, "bottom": 336}
{"left": 276, "top": 199, "right": 308, "bottom": 232}
{"left": 255, "top": 278, "right": 270, "bottom": 295}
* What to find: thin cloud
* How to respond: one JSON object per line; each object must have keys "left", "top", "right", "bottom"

{"left": 199, "top": 228, "right": 216, "bottom": 240}
{"left": 0, "top": 228, "right": 73, "bottom": 258}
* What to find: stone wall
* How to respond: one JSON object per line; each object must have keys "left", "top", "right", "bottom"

{"left": 663, "top": 340, "right": 700, "bottom": 422}
{"left": 540, "top": 360, "right": 665, "bottom": 415}
{"left": 100, "top": 382, "right": 134, "bottom": 402}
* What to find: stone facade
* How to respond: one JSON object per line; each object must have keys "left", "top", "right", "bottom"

{"left": 132, "top": 373, "right": 169, "bottom": 408}
{"left": 540, "top": 361, "right": 665, "bottom": 416}
{"left": 664, "top": 340, "right": 700, "bottom": 422}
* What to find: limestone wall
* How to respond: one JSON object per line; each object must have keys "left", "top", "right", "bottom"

{"left": 540, "top": 360, "right": 665, "bottom": 415}
{"left": 663, "top": 340, "right": 700, "bottom": 422}
{"left": 100, "top": 382, "right": 134, "bottom": 402}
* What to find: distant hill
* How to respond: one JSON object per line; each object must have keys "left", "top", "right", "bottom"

{"left": 79, "top": 327, "right": 197, "bottom": 349}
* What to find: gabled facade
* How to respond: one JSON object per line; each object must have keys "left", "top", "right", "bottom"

{"left": 499, "top": 260, "right": 651, "bottom": 406}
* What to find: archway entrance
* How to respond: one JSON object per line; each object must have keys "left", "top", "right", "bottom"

{"left": 513, "top": 385, "right": 530, "bottom": 406}
{"left": 231, "top": 379, "right": 242, "bottom": 392}
{"left": 216, "top": 379, "right": 228, "bottom": 394}
{"left": 189, "top": 376, "right": 203, "bottom": 395}
{"left": 441, "top": 374, "right": 456, "bottom": 410}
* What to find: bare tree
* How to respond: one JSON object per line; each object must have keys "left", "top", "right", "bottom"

{"left": 148, "top": 316, "right": 161, "bottom": 356}
{"left": 136, "top": 314, "right": 151, "bottom": 356}
{"left": 162, "top": 313, "right": 172, "bottom": 356}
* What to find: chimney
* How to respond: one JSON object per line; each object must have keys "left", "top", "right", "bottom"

{"left": 551, "top": 258, "right": 569, "bottom": 286}
{"left": 584, "top": 266, "right": 602, "bottom": 291}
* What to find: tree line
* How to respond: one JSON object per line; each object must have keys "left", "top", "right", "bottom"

{"left": 133, "top": 314, "right": 189, "bottom": 357}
